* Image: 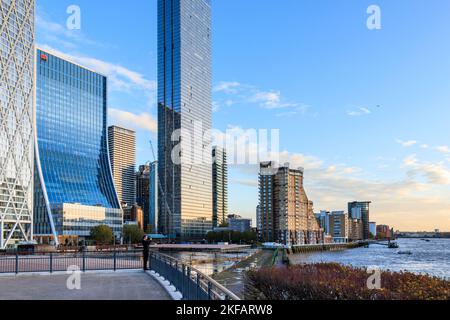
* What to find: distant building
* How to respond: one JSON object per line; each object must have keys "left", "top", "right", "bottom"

{"left": 149, "top": 161, "right": 158, "bottom": 234}
{"left": 259, "top": 162, "right": 323, "bottom": 246}
{"left": 369, "top": 222, "right": 377, "bottom": 238}
{"left": 212, "top": 146, "right": 228, "bottom": 228}
{"left": 315, "top": 211, "right": 348, "bottom": 243}
{"left": 108, "top": 126, "right": 136, "bottom": 207}
{"left": 330, "top": 211, "right": 348, "bottom": 243}
{"left": 229, "top": 217, "right": 252, "bottom": 233}
{"left": 377, "top": 225, "right": 392, "bottom": 240}
{"left": 315, "top": 211, "right": 331, "bottom": 235}
{"left": 348, "top": 201, "right": 371, "bottom": 240}
{"left": 136, "top": 164, "right": 150, "bottom": 230}
{"left": 348, "top": 219, "right": 363, "bottom": 242}
{"left": 124, "top": 205, "right": 144, "bottom": 231}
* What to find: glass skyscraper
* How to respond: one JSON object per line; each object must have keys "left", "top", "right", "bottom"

{"left": 33, "top": 48, "right": 122, "bottom": 244}
{"left": 348, "top": 201, "right": 371, "bottom": 240}
{"left": 0, "top": 0, "right": 35, "bottom": 249}
{"left": 158, "top": 0, "right": 213, "bottom": 240}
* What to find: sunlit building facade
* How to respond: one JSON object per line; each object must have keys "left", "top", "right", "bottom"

{"left": 259, "top": 162, "right": 323, "bottom": 246}
{"left": 157, "top": 0, "right": 213, "bottom": 240}
{"left": 108, "top": 125, "right": 136, "bottom": 207}
{"left": 0, "top": 0, "right": 35, "bottom": 249}
{"left": 33, "top": 49, "right": 122, "bottom": 244}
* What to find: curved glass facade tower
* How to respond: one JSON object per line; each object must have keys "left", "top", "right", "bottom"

{"left": 0, "top": 0, "right": 35, "bottom": 249}
{"left": 33, "top": 48, "right": 122, "bottom": 244}
{"left": 158, "top": 0, "right": 213, "bottom": 240}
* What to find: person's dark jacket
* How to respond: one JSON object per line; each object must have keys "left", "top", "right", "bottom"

{"left": 142, "top": 239, "right": 151, "bottom": 254}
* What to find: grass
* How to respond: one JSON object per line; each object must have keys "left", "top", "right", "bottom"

{"left": 245, "top": 263, "right": 450, "bottom": 300}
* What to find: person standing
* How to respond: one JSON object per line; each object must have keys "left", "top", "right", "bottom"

{"left": 142, "top": 235, "right": 151, "bottom": 271}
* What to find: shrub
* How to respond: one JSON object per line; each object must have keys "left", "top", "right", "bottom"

{"left": 245, "top": 263, "right": 450, "bottom": 300}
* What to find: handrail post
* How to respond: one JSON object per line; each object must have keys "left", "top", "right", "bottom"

{"left": 15, "top": 253, "right": 19, "bottom": 274}
{"left": 50, "top": 253, "right": 53, "bottom": 273}
{"left": 113, "top": 251, "right": 117, "bottom": 271}
{"left": 82, "top": 251, "right": 86, "bottom": 272}
{"left": 208, "top": 281, "right": 213, "bottom": 300}
{"left": 187, "top": 267, "right": 191, "bottom": 300}
{"left": 196, "top": 273, "right": 201, "bottom": 300}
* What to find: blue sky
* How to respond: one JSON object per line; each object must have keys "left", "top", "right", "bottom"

{"left": 36, "top": 0, "right": 450, "bottom": 231}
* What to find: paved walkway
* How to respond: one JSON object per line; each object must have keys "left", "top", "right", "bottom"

{"left": 212, "top": 250, "right": 274, "bottom": 298}
{"left": 0, "top": 271, "right": 172, "bottom": 300}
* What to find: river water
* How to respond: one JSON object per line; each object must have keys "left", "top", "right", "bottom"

{"left": 165, "top": 250, "right": 258, "bottom": 276}
{"left": 289, "top": 238, "right": 450, "bottom": 279}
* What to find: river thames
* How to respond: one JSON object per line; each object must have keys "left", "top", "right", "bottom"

{"left": 289, "top": 238, "right": 450, "bottom": 279}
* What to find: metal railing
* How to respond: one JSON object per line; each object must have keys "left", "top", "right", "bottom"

{"left": 0, "top": 251, "right": 143, "bottom": 274}
{"left": 149, "top": 251, "right": 240, "bottom": 301}
{"left": 0, "top": 250, "right": 240, "bottom": 301}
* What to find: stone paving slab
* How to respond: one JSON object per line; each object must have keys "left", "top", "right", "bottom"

{"left": 0, "top": 271, "right": 171, "bottom": 300}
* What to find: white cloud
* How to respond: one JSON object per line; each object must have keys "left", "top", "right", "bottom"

{"left": 38, "top": 45, "right": 156, "bottom": 96}
{"left": 36, "top": 13, "right": 104, "bottom": 48}
{"left": 347, "top": 107, "right": 371, "bottom": 117}
{"left": 276, "top": 105, "right": 311, "bottom": 117}
{"left": 213, "top": 82, "right": 241, "bottom": 94}
{"left": 109, "top": 108, "right": 157, "bottom": 133}
{"left": 403, "top": 155, "right": 450, "bottom": 185}
{"left": 396, "top": 139, "right": 418, "bottom": 147}
{"left": 436, "top": 146, "right": 450, "bottom": 154}
{"left": 214, "top": 80, "right": 306, "bottom": 113}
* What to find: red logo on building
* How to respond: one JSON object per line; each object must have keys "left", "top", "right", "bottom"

{"left": 40, "top": 53, "right": 48, "bottom": 61}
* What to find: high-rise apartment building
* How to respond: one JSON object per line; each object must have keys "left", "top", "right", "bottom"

{"left": 212, "top": 146, "right": 228, "bottom": 228}
{"left": 136, "top": 162, "right": 158, "bottom": 233}
{"left": 33, "top": 49, "right": 122, "bottom": 244}
{"left": 158, "top": 0, "right": 213, "bottom": 240}
{"left": 348, "top": 201, "right": 371, "bottom": 240}
{"left": 259, "top": 162, "right": 323, "bottom": 246}
{"left": 149, "top": 161, "right": 158, "bottom": 234}
{"left": 0, "top": 0, "right": 35, "bottom": 249}
{"left": 108, "top": 125, "right": 136, "bottom": 207}
{"left": 136, "top": 164, "right": 150, "bottom": 230}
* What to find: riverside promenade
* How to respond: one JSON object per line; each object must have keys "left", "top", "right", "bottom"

{"left": 0, "top": 271, "right": 171, "bottom": 300}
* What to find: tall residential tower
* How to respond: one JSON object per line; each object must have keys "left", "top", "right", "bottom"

{"left": 108, "top": 125, "right": 136, "bottom": 207}
{"left": 157, "top": 0, "right": 213, "bottom": 240}
{"left": 259, "top": 162, "right": 323, "bottom": 246}
{"left": 0, "top": 0, "right": 35, "bottom": 249}
{"left": 212, "top": 146, "right": 228, "bottom": 228}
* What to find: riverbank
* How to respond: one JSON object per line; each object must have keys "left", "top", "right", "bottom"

{"left": 212, "top": 250, "right": 275, "bottom": 298}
